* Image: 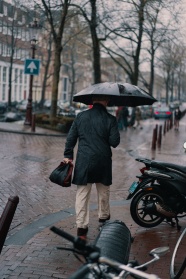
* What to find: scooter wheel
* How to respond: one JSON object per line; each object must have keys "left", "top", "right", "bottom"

{"left": 130, "top": 190, "right": 164, "bottom": 228}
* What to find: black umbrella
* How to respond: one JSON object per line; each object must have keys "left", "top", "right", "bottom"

{"left": 73, "top": 82, "right": 157, "bottom": 107}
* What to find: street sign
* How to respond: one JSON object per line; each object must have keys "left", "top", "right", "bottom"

{"left": 24, "top": 59, "right": 41, "bottom": 75}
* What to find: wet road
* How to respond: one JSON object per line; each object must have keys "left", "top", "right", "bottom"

{"left": 0, "top": 118, "right": 157, "bottom": 235}
{"left": 1, "top": 117, "right": 186, "bottom": 235}
{"left": 1, "top": 116, "right": 186, "bottom": 278}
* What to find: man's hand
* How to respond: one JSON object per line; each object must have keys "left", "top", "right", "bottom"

{"left": 63, "top": 158, "right": 73, "bottom": 164}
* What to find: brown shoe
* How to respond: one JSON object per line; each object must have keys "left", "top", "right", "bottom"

{"left": 99, "top": 215, "right": 110, "bottom": 223}
{"left": 77, "top": 227, "right": 88, "bottom": 237}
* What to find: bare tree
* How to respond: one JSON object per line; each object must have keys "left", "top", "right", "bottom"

{"left": 141, "top": 0, "right": 182, "bottom": 95}
{"left": 158, "top": 40, "right": 186, "bottom": 104}
{"left": 61, "top": 11, "right": 92, "bottom": 104}
{"left": 35, "top": 0, "right": 71, "bottom": 120}
{"left": 40, "top": 32, "right": 53, "bottom": 108}
{"left": 71, "top": 0, "right": 114, "bottom": 84}
{"left": 100, "top": 0, "right": 149, "bottom": 86}
{"left": 100, "top": 0, "right": 182, "bottom": 94}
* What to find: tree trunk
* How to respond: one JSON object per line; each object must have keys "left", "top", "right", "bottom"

{"left": 149, "top": 49, "right": 155, "bottom": 96}
{"left": 40, "top": 35, "right": 52, "bottom": 109}
{"left": 50, "top": 42, "right": 62, "bottom": 121}
{"left": 90, "top": 0, "right": 101, "bottom": 84}
{"left": 8, "top": 56, "right": 13, "bottom": 109}
{"left": 133, "top": 1, "right": 145, "bottom": 86}
{"left": 8, "top": 34, "right": 15, "bottom": 110}
{"left": 92, "top": 33, "right": 101, "bottom": 83}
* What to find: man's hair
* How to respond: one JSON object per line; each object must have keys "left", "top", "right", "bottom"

{"left": 92, "top": 94, "right": 110, "bottom": 102}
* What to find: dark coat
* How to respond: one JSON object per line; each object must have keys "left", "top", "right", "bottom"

{"left": 174, "top": 109, "right": 182, "bottom": 120}
{"left": 64, "top": 103, "right": 120, "bottom": 186}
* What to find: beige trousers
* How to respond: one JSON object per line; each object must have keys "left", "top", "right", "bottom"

{"left": 75, "top": 183, "right": 110, "bottom": 229}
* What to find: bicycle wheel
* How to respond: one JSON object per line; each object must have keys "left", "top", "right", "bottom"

{"left": 170, "top": 227, "right": 186, "bottom": 279}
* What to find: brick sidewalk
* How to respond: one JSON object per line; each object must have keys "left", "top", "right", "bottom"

{"left": 0, "top": 116, "right": 186, "bottom": 278}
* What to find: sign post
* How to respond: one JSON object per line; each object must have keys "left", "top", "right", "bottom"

{"left": 24, "top": 57, "right": 41, "bottom": 126}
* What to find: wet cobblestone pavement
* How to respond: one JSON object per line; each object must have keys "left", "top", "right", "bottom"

{"left": 0, "top": 116, "right": 186, "bottom": 278}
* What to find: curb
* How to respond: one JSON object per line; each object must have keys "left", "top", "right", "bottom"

{"left": 0, "top": 128, "right": 67, "bottom": 137}
{"left": 6, "top": 200, "right": 130, "bottom": 246}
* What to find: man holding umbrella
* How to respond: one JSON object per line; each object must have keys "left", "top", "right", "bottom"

{"left": 63, "top": 94, "right": 120, "bottom": 240}
{"left": 62, "top": 82, "right": 156, "bottom": 239}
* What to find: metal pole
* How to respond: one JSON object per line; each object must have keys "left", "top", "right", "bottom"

{"left": 24, "top": 45, "right": 35, "bottom": 126}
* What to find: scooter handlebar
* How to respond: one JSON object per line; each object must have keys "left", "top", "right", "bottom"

{"left": 50, "top": 226, "right": 100, "bottom": 254}
{"left": 68, "top": 264, "right": 92, "bottom": 279}
{"left": 50, "top": 226, "right": 76, "bottom": 243}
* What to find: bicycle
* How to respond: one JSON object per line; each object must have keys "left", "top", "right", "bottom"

{"left": 50, "top": 220, "right": 169, "bottom": 279}
{"left": 170, "top": 227, "right": 186, "bottom": 279}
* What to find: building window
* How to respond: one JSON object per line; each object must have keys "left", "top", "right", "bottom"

{"left": 22, "top": 15, "right": 25, "bottom": 24}
{"left": 2, "top": 24, "right": 7, "bottom": 34}
{"left": 15, "top": 69, "right": 18, "bottom": 83}
{"left": 14, "top": 11, "right": 17, "bottom": 20}
{"left": 20, "top": 70, "right": 23, "bottom": 83}
{"left": 2, "top": 44, "right": 6, "bottom": 56}
{"left": 2, "top": 84, "right": 6, "bottom": 100}
{"left": 19, "top": 86, "right": 22, "bottom": 100}
{"left": 3, "top": 67, "right": 7, "bottom": 82}
{"left": 4, "top": 6, "right": 7, "bottom": 16}
{"left": 63, "top": 93, "right": 67, "bottom": 101}
{"left": 24, "top": 74, "right": 27, "bottom": 85}
{"left": 14, "top": 85, "right": 17, "bottom": 100}
{"left": 63, "top": 77, "right": 68, "bottom": 92}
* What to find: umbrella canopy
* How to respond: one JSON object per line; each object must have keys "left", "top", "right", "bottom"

{"left": 73, "top": 82, "right": 157, "bottom": 107}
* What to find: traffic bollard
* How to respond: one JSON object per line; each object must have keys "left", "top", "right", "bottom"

{"left": 151, "top": 128, "right": 156, "bottom": 150}
{"left": 0, "top": 196, "right": 19, "bottom": 254}
{"left": 155, "top": 124, "right": 158, "bottom": 142}
{"left": 157, "top": 125, "right": 162, "bottom": 148}
{"left": 167, "top": 120, "right": 170, "bottom": 132}
{"left": 31, "top": 113, "right": 35, "bottom": 132}
{"left": 164, "top": 121, "right": 166, "bottom": 135}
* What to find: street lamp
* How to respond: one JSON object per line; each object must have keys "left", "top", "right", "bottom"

{"left": 24, "top": 19, "right": 40, "bottom": 126}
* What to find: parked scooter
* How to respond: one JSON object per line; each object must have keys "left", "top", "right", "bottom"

{"left": 127, "top": 156, "right": 186, "bottom": 230}
{"left": 50, "top": 220, "right": 169, "bottom": 278}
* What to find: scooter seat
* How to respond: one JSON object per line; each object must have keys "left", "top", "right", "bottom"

{"left": 152, "top": 160, "right": 186, "bottom": 174}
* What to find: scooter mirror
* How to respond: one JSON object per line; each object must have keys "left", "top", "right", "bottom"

{"left": 183, "top": 142, "right": 186, "bottom": 149}
{"left": 149, "top": 246, "right": 169, "bottom": 257}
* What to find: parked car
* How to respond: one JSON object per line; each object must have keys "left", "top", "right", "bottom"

{"left": 153, "top": 106, "right": 172, "bottom": 119}
{"left": 58, "top": 106, "right": 76, "bottom": 117}
{"left": 16, "top": 100, "right": 28, "bottom": 112}
{"left": 57, "top": 100, "right": 70, "bottom": 110}
{"left": 0, "top": 102, "right": 7, "bottom": 114}
{"left": 4, "top": 112, "right": 23, "bottom": 122}
{"left": 169, "top": 101, "right": 180, "bottom": 111}
{"left": 43, "top": 99, "right": 51, "bottom": 109}
{"left": 140, "top": 105, "right": 153, "bottom": 119}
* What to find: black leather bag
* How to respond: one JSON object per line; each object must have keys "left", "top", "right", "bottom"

{"left": 49, "top": 162, "right": 73, "bottom": 187}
